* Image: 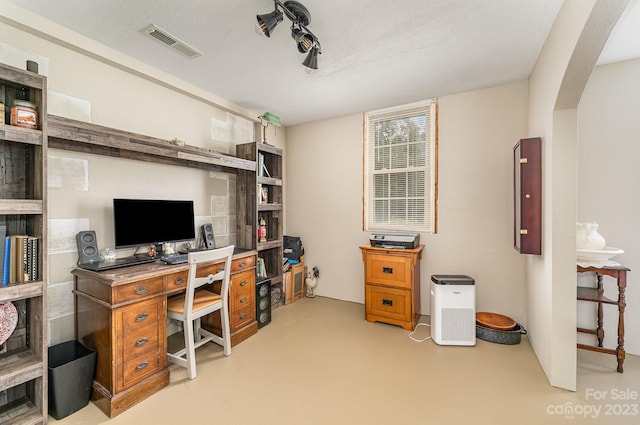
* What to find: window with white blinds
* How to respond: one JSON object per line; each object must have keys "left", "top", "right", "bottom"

{"left": 363, "top": 99, "right": 437, "bottom": 232}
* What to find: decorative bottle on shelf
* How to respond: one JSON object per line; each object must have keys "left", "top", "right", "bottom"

{"left": 258, "top": 217, "right": 267, "bottom": 243}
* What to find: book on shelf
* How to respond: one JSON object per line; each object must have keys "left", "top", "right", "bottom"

{"left": 2, "top": 234, "right": 40, "bottom": 284}
{"left": 257, "top": 257, "right": 267, "bottom": 278}
{"left": 0, "top": 225, "right": 6, "bottom": 285}
{"left": 258, "top": 153, "right": 264, "bottom": 177}
{"left": 258, "top": 152, "right": 271, "bottom": 178}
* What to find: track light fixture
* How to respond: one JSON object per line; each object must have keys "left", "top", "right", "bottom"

{"left": 255, "top": 1, "right": 322, "bottom": 72}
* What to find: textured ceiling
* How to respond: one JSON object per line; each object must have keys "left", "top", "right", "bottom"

{"left": 5, "top": 0, "right": 639, "bottom": 126}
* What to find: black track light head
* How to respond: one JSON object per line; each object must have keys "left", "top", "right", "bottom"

{"left": 256, "top": 8, "right": 284, "bottom": 37}
{"left": 291, "top": 27, "right": 315, "bottom": 53}
{"left": 302, "top": 45, "right": 320, "bottom": 73}
{"left": 256, "top": 1, "right": 322, "bottom": 70}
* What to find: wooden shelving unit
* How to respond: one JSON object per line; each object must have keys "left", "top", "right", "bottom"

{"left": 236, "top": 140, "right": 283, "bottom": 296}
{"left": 47, "top": 115, "right": 255, "bottom": 174}
{"left": 0, "top": 62, "right": 48, "bottom": 425}
{"left": 577, "top": 265, "right": 629, "bottom": 373}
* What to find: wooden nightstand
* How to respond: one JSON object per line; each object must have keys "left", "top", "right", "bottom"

{"left": 360, "top": 245, "right": 424, "bottom": 331}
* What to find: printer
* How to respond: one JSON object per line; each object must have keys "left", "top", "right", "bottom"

{"left": 369, "top": 231, "right": 420, "bottom": 249}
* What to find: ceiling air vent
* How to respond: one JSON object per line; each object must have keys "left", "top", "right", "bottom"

{"left": 141, "top": 24, "right": 202, "bottom": 59}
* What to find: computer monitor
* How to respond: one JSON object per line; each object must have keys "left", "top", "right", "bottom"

{"left": 113, "top": 198, "right": 196, "bottom": 249}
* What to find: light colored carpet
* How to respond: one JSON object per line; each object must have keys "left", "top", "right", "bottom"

{"left": 52, "top": 296, "right": 640, "bottom": 424}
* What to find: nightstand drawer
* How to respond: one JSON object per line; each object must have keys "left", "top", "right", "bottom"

{"left": 365, "top": 284, "right": 411, "bottom": 322}
{"left": 366, "top": 253, "right": 411, "bottom": 288}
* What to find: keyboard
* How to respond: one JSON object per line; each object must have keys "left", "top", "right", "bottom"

{"left": 161, "top": 254, "right": 188, "bottom": 265}
{"left": 79, "top": 255, "right": 156, "bottom": 272}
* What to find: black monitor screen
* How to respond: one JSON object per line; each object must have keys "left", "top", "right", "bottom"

{"left": 113, "top": 198, "right": 195, "bottom": 248}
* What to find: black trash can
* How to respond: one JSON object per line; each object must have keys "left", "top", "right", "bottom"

{"left": 48, "top": 340, "right": 96, "bottom": 420}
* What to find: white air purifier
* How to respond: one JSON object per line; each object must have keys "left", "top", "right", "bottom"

{"left": 430, "top": 275, "right": 476, "bottom": 346}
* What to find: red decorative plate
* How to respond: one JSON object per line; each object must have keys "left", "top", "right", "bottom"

{"left": 0, "top": 302, "right": 19, "bottom": 345}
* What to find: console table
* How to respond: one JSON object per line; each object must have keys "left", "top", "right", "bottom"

{"left": 72, "top": 248, "right": 256, "bottom": 417}
{"left": 577, "top": 265, "right": 629, "bottom": 373}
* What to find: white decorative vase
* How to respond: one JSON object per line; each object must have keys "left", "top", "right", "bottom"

{"left": 576, "top": 222, "right": 606, "bottom": 250}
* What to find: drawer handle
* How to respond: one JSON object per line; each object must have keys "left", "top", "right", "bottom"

{"left": 382, "top": 267, "right": 393, "bottom": 274}
{"left": 240, "top": 296, "right": 247, "bottom": 303}
{"left": 135, "top": 337, "right": 149, "bottom": 347}
{"left": 174, "top": 278, "right": 185, "bottom": 285}
{"left": 239, "top": 261, "right": 247, "bottom": 267}
{"left": 135, "top": 361, "right": 149, "bottom": 371}
{"left": 135, "top": 313, "right": 149, "bottom": 322}
{"left": 239, "top": 280, "right": 247, "bottom": 287}
{"left": 135, "top": 286, "right": 149, "bottom": 295}
{"left": 240, "top": 313, "right": 247, "bottom": 320}
{"left": 382, "top": 299, "right": 393, "bottom": 306}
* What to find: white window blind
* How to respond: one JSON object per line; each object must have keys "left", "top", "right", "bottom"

{"left": 364, "top": 99, "right": 437, "bottom": 232}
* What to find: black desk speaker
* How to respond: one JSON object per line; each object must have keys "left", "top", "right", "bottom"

{"left": 76, "top": 230, "right": 99, "bottom": 264}
{"left": 201, "top": 223, "right": 216, "bottom": 249}
{"left": 256, "top": 278, "right": 272, "bottom": 328}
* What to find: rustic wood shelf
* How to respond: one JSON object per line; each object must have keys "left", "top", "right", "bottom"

{"left": 0, "top": 281, "right": 45, "bottom": 301}
{"left": 0, "top": 200, "right": 43, "bottom": 215}
{"left": 0, "top": 397, "right": 43, "bottom": 425}
{"left": 258, "top": 203, "right": 282, "bottom": 212}
{"left": 0, "top": 350, "right": 43, "bottom": 391}
{"left": 257, "top": 176, "right": 282, "bottom": 186}
{"left": 0, "top": 61, "right": 48, "bottom": 425}
{"left": 236, "top": 141, "right": 284, "bottom": 292}
{"left": 47, "top": 115, "right": 256, "bottom": 173}
{"left": 0, "top": 124, "right": 43, "bottom": 146}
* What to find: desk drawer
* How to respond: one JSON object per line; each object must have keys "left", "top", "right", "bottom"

{"left": 232, "top": 255, "right": 255, "bottom": 272}
{"left": 365, "top": 284, "right": 411, "bottom": 322}
{"left": 232, "top": 270, "right": 254, "bottom": 310}
{"left": 119, "top": 349, "right": 162, "bottom": 392}
{"left": 232, "top": 305, "right": 255, "bottom": 332}
{"left": 122, "top": 322, "right": 160, "bottom": 362}
{"left": 366, "top": 253, "right": 411, "bottom": 289}
{"left": 197, "top": 255, "right": 255, "bottom": 279}
{"left": 121, "top": 299, "right": 161, "bottom": 333}
{"left": 114, "top": 277, "right": 164, "bottom": 304}
{"left": 165, "top": 270, "right": 188, "bottom": 294}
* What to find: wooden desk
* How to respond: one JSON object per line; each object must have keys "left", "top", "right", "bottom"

{"left": 72, "top": 248, "right": 257, "bottom": 417}
{"left": 577, "top": 265, "right": 630, "bottom": 373}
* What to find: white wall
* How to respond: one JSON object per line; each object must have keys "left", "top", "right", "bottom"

{"left": 577, "top": 58, "right": 640, "bottom": 354}
{"left": 286, "top": 81, "right": 529, "bottom": 321}
{"left": 526, "top": 0, "right": 629, "bottom": 391}
{"left": 0, "top": 8, "right": 261, "bottom": 346}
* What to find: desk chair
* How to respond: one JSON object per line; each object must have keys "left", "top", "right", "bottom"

{"left": 166, "top": 245, "right": 234, "bottom": 379}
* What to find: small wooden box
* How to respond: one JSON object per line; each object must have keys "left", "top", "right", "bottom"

{"left": 284, "top": 269, "right": 294, "bottom": 304}
{"left": 283, "top": 262, "right": 305, "bottom": 303}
